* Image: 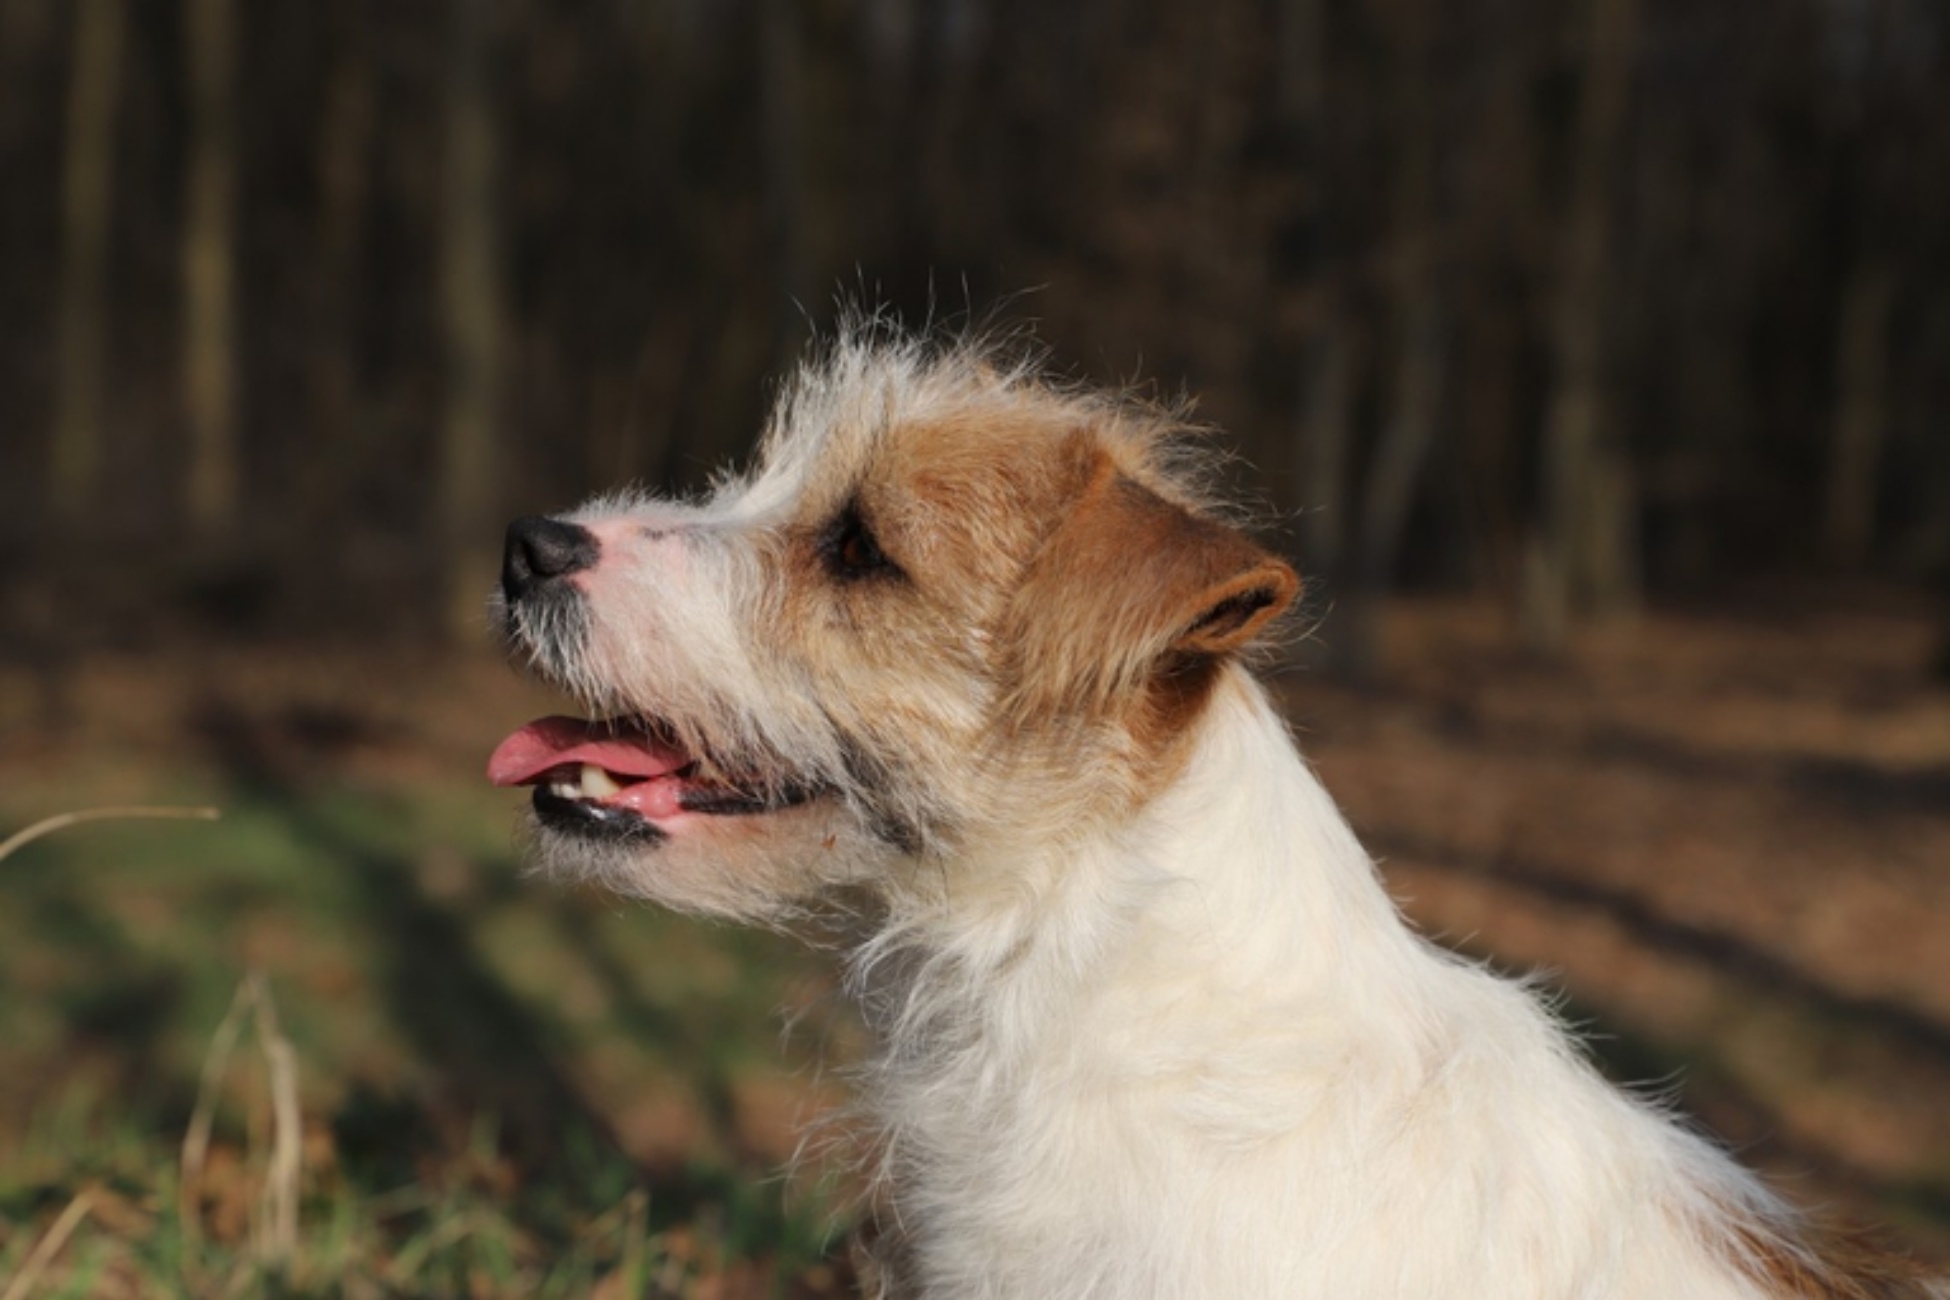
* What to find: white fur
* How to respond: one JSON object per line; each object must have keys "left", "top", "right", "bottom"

{"left": 858, "top": 674, "right": 1787, "bottom": 1298}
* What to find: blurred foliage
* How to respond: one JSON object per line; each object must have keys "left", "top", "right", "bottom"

{"left": 0, "top": 0, "right": 1946, "bottom": 651}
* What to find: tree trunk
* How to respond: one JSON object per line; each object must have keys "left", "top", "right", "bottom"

{"left": 1824, "top": 262, "right": 1896, "bottom": 567}
{"left": 307, "top": 13, "right": 374, "bottom": 505}
{"left": 1300, "top": 317, "right": 1354, "bottom": 589}
{"left": 1343, "top": 294, "right": 1445, "bottom": 672}
{"left": 760, "top": 0, "right": 810, "bottom": 372}
{"left": 1526, "top": 0, "right": 1640, "bottom": 651}
{"left": 50, "top": 0, "right": 124, "bottom": 522}
{"left": 1279, "top": 0, "right": 1355, "bottom": 661}
{"left": 438, "top": 0, "right": 500, "bottom": 642}
{"left": 1276, "top": 0, "right": 1326, "bottom": 129}
{"left": 1334, "top": 0, "right": 1446, "bottom": 678}
{"left": 183, "top": 0, "right": 239, "bottom": 537}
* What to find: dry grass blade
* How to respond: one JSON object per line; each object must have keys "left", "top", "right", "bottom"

{"left": 178, "top": 971, "right": 306, "bottom": 1282}
{"left": 621, "top": 1188, "right": 648, "bottom": 1290}
{"left": 179, "top": 976, "right": 255, "bottom": 1263}
{"left": 248, "top": 972, "right": 303, "bottom": 1269}
{"left": 1, "top": 1186, "right": 98, "bottom": 1300}
{"left": 0, "top": 805, "right": 220, "bottom": 863}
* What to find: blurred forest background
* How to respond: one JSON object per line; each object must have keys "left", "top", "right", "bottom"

{"left": 2, "top": 0, "right": 1949, "bottom": 1294}
{"left": 2, "top": 0, "right": 1948, "bottom": 646}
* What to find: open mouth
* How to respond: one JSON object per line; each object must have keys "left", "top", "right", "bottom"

{"left": 488, "top": 715, "right": 819, "bottom": 840}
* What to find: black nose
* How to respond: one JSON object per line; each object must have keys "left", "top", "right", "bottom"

{"left": 502, "top": 516, "right": 598, "bottom": 603}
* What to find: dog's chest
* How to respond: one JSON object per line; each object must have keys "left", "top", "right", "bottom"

{"left": 877, "top": 950, "right": 1334, "bottom": 1295}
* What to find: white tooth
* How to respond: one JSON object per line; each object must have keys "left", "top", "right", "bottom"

{"left": 549, "top": 779, "right": 582, "bottom": 800}
{"left": 581, "top": 764, "right": 623, "bottom": 798}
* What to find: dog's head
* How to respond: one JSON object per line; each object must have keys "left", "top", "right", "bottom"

{"left": 491, "top": 333, "right": 1298, "bottom": 921}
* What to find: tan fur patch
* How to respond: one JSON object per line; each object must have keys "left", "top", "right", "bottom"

{"left": 870, "top": 411, "right": 1097, "bottom": 602}
{"left": 996, "top": 445, "right": 1298, "bottom": 737}
{"left": 755, "top": 402, "right": 1296, "bottom": 843}
{"left": 1726, "top": 1218, "right": 1940, "bottom": 1299}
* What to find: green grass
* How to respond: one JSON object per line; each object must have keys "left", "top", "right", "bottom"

{"left": 0, "top": 1121, "right": 847, "bottom": 1296}
{"left": 0, "top": 767, "right": 859, "bottom": 1296}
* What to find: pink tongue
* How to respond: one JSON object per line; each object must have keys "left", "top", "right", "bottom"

{"left": 488, "top": 715, "right": 689, "bottom": 787}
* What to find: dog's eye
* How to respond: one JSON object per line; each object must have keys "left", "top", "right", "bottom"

{"left": 821, "top": 502, "right": 899, "bottom": 581}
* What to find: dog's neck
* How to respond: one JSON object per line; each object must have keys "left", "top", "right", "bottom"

{"left": 849, "top": 669, "right": 1797, "bottom": 1299}
{"left": 859, "top": 669, "right": 1425, "bottom": 1049}
{"left": 849, "top": 667, "right": 1461, "bottom": 1221}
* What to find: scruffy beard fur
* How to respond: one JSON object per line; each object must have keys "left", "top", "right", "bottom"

{"left": 492, "top": 324, "right": 1943, "bottom": 1299}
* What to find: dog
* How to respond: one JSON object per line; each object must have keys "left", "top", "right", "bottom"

{"left": 489, "top": 327, "right": 1942, "bottom": 1298}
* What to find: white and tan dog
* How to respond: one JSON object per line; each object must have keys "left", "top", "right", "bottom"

{"left": 490, "top": 328, "right": 1938, "bottom": 1299}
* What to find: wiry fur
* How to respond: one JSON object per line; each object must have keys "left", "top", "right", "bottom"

{"left": 494, "top": 325, "right": 1944, "bottom": 1299}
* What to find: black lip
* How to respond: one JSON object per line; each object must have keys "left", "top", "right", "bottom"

{"left": 531, "top": 781, "right": 823, "bottom": 841}
{"left": 532, "top": 788, "right": 669, "bottom": 843}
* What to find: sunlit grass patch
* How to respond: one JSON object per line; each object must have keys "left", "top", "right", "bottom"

{"left": 0, "top": 973, "right": 853, "bottom": 1298}
{"left": 0, "top": 793, "right": 858, "bottom": 1296}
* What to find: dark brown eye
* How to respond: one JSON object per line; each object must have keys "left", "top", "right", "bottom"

{"left": 821, "top": 501, "right": 899, "bottom": 581}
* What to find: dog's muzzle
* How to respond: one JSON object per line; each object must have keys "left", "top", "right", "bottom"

{"left": 491, "top": 516, "right": 832, "bottom": 842}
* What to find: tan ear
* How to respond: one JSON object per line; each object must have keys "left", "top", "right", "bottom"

{"left": 999, "top": 456, "right": 1299, "bottom": 723}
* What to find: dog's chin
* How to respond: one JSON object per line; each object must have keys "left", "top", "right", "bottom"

{"left": 522, "top": 791, "right": 880, "bottom": 922}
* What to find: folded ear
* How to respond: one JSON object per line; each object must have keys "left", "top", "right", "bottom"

{"left": 999, "top": 455, "right": 1299, "bottom": 725}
